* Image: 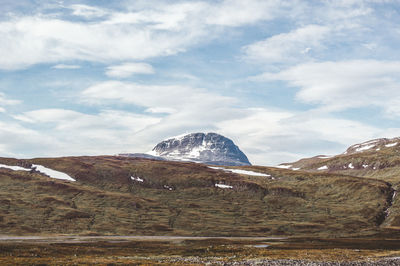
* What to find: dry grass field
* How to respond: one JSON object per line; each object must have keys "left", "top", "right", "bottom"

{"left": 1, "top": 236, "right": 400, "bottom": 265}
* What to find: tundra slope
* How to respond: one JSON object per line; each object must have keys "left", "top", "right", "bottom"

{"left": 280, "top": 137, "right": 400, "bottom": 229}
{"left": 279, "top": 137, "right": 400, "bottom": 174}
{"left": 0, "top": 156, "right": 394, "bottom": 237}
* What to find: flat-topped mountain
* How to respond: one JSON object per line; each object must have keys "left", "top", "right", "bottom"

{"left": 146, "top": 132, "right": 251, "bottom": 166}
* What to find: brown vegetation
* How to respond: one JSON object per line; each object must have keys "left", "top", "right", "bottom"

{"left": 0, "top": 156, "right": 395, "bottom": 237}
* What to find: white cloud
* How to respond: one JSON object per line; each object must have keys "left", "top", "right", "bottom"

{"left": 81, "top": 81, "right": 235, "bottom": 111}
{"left": 77, "top": 80, "right": 391, "bottom": 165}
{"left": 2, "top": 0, "right": 399, "bottom": 166}
{"left": 0, "top": 15, "right": 197, "bottom": 70}
{"left": 13, "top": 108, "right": 162, "bottom": 155}
{"left": 69, "top": 4, "right": 108, "bottom": 19}
{"left": 205, "top": 0, "right": 284, "bottom": 26}
{"left": 0, "top": 120, "right": 63, "bottom": 158}
{"left": 0, "top": 1, "right": 288, "bottom": 70}
{"left": 217, "top": 108, "right": 383, "bottom": 165}
{"left": 6, "top": 83, "right": 394, "bottom": 165}
{"left": 243, "top": 25, "right": 330, "bottom": 64}
{"left": 0, "top": 0, "right": 391, "bottom": 70}
{"left": 15, "top": 108, "right": 160, "bottom": 132}
{"left": 145, "top": 107, "right": 176, "bottom": 114}
{"left": 52, "top": 64, "right": 81, "bottom": 69}
{"left": 105, "top": 62, "right": 154, "bottom": 78}
{"left": 0, "top": 93, "right": 21, "bottom": 113}
{"left": 259, "top": 60, "right": 400, "bottom": 115}
{"left": 0, "top": 93, "right": 20, "bottom": 106}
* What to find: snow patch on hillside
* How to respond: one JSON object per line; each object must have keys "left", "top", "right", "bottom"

{"left": 0, "top": 164, "right": 31, "bottom": 171}
{"left": 355, "top": 144, "right": 376, "bottom": 152}
{"left": 318, "top": 165, "right": 328, "bottom": 170}
{"left": 209, "top": 166, "right": 271, "bottom": 177}
{"left": 276, "top": 164, "right": 292, "bottom": 169}
{"left": 32, "top": 164, "right": 75, "bottom": 182}
{"left": 163, "top": 185, "right": 173, "bottom": 191}
{"left": 386, "top": 143, "right": 397, "bottom": 147}
{"left": 0, "top": 163, "right": 75, "bottom": 182}
{"left": 131, "top": 176, "right": 144, "bottom": 182}
{"left": 215, "top": 183, "right": 233, "bottom": 189}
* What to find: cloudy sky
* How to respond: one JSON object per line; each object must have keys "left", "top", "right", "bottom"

{"left": 1, "top": 0, "right": 400, "bottom": 165}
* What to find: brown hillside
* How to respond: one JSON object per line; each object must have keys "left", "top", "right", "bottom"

{"left": 0, "top": 156, "right": 394, "bottom": 237}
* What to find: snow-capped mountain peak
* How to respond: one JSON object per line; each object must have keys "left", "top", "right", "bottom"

{"left": 148, "top": 132, "right": 251, "bottom": 166}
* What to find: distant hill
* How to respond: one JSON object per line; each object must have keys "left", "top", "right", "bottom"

{"left": 0, "top": 156, "right": 394, "bottom": 237}
{"left": 280, "top": 137, "right": 400, "bottom": 228}
{"left": 279, "top": 137, "right": 400, "bottom": 181}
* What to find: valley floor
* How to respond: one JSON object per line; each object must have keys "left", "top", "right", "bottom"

{"left": 1, "top": 235, "right": 400, "bottom": 265}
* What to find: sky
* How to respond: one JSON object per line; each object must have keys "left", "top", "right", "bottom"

{"left": 1, "top": 0, "right": 400, "bottom": 165}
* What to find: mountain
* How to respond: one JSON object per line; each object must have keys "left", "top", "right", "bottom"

{"left": 145, "top": 132, "right": 251, "bottom": 166}
{"left": 279, "top": 137, "right": 400, "bottom": 177}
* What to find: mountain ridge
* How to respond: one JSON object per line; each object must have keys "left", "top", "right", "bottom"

{"left": 279, "top": 136, "right": 400, "bottom": 172}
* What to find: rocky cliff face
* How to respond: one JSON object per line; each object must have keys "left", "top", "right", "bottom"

{"left": 148, "top": 132, "right": 251, "bottom": 166}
